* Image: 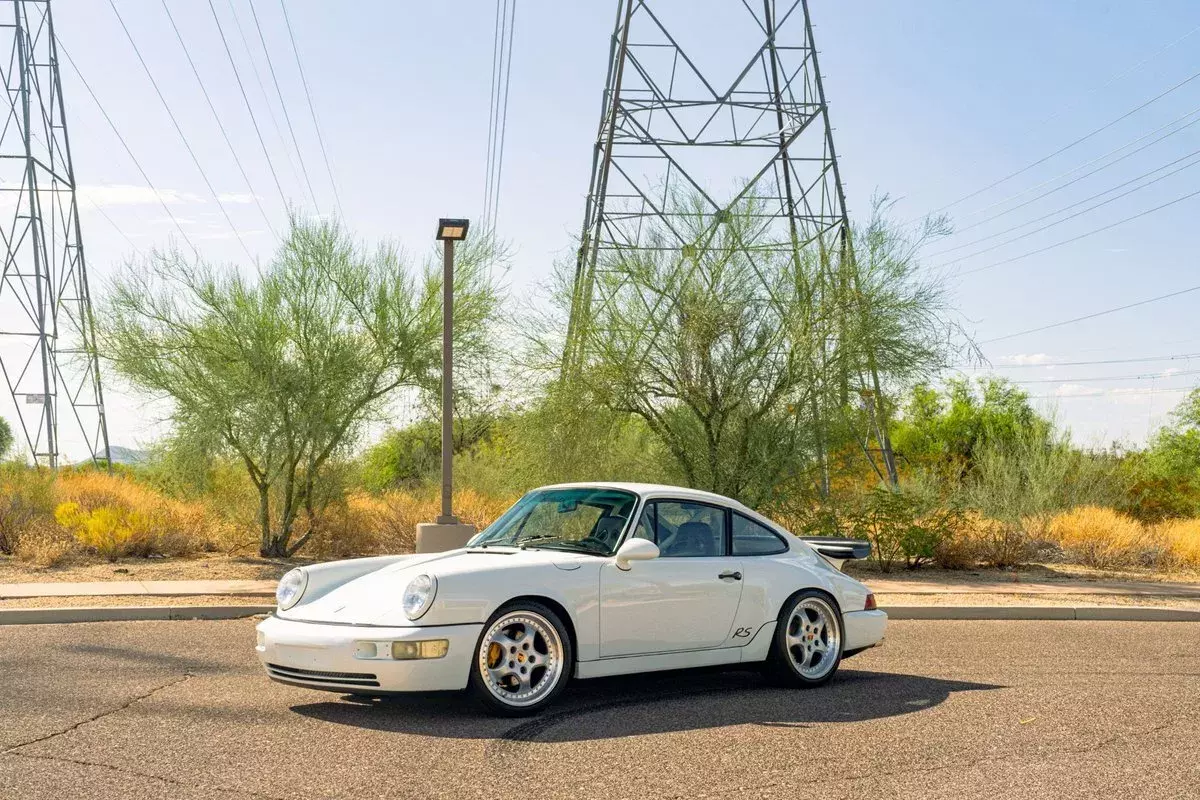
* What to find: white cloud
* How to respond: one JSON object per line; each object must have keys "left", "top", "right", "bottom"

{"left": 1162, "top": 367, "right": 1182, "bottom": 377}
{"left": 1000, "top": 353, "right": 1052, "bottom": 366}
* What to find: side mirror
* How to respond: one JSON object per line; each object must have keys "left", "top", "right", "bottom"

{"left": 615, "top": 538, "right": 659, "bottom": 570}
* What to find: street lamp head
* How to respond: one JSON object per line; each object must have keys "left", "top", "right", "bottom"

{"left": 436, "top": 218, "right": 470, "bottom": 242}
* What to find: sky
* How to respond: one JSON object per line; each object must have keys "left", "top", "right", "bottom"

{"left": 5, "top": 0, "right": 1200, "bottom": 460}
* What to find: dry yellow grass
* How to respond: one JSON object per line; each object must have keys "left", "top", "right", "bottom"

{"left": 1153, "top": 519, "right": 1200, "bottom": 571}
{"left": 305, "top": 489, "right": 516, "bottom": 559}
{"left": 1046, "top": 506, "right": 1165, "bottom": 570}
{"left": 54, "top": 472, "right": 228, "bottom": 559}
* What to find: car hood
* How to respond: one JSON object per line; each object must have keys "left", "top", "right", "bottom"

{"left": 280, "top": 547, "right": 593, "bottom": 626}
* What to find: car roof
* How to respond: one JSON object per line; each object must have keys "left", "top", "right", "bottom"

{"left": 540, "top": 482, "right": 751, "bottom": 512}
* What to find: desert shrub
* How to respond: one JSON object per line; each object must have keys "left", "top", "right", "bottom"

{"left": 1153, "top": 519, "right": 1200, "bottom": 571}
{"left": 303, "top": 489, "right": 517, "bottom": 559}
{"left": 931, "top": 512, "right": 980, "bottom": 569}
{"left": 55, "top": 502, "right": 150, "bottom": 561}
{"left": 1045, "top": 506, "right": 1157, "bottom": 569}
{"left": 960, "top": 513, "right": 1033, "bottom": 568}
{"left": 0, "top": 464, "right": 56, "bottom": 554}
{"left": 56, "top": 471, "right": 222, "bottom": 557}
{"left": 12, "top": 517, "right": 74, "bottom": 567}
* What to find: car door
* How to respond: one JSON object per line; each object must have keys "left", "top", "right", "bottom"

{"left": 599, "top": 499, "right": 744, "bottom": 657}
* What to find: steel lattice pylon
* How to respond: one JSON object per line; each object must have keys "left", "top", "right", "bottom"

{"left": 0, "top": 0, "right": 109, "bottom": 468}
{"left": 566, "top": 0, "right": 851, "bottom": 366}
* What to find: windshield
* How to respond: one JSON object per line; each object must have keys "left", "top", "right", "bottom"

{"left": 468, "top": 487, "right": 638, "bottom": 556}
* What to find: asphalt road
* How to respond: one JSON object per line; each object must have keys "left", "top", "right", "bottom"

{"left": 2, "top": 619, "right": 1198, "bottom": 800}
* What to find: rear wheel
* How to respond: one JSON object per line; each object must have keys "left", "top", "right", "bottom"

{"left": 467, "top": 602, "right": 572, "bottom": 717}
{"left": 766, "top": 590, "right": 843, "bottom": 687}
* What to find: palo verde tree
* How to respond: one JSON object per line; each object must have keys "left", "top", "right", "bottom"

{"left": 98, "top": 217, "right": 499, "bottom": 556}
{"left": 536, "top": 189, "right": 968, "bottom": 506}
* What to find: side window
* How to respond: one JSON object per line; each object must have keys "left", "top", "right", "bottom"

{"left": 654, "top": 501, "right": 726, "bottom": 557}
{"left": 732, "top": 513, "right": 788, "bottom": 556}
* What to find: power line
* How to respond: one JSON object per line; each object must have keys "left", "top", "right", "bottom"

{"left": 160, "top": 0, "right": 275, "bottom": 238}
{"left": 1011, "top": 368, "right": 1200, "bottom": 384}
{"left": 224, "top": 0, "right": 306, "bottom": 203}
{"left": 957, "top": 184, "right": 1200, "bottom": 277}
{"left": 279, "top": 0, "right": 342, "bottom": 218}
{"left": 482, "top": 0, "right": 517, "bottom": 232}
{"left": 981, "top": 281, "right": 1200, "bottom": 344}
{"left": 1026, "top": 386, "right": 1191, "bottom": 400}
{"left": 207, "top": 0, "right": 289, "bottom": 211}
{"left": 933, "top": 147, "right": 1200, "bottom": 264}
{"left": 961, "top": 352, "right": 1200, "bottom": 369}
{"left": 55, "top": 37, "right": 199, "bottom": 256}
{"left": 934, "top": 105, "right": 1200, "bottom": 242}
{"left": 482, "top": 0, "right": 504, "bottom": 229}
{"left": 922, "top": 66, "right": 1200, "bottom": 218}
{"left": 108, "top": 0, "right": 256, "bottom": 262}
{"left": 247, "top": 0, "right": 319, "bottom": 212}
{"left": 902, "top": 22, "right": 1200, "bottom": 220}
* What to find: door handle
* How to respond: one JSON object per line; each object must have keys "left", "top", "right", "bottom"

{"left": 718, "top": 570, "right": 742, "bottom": 581}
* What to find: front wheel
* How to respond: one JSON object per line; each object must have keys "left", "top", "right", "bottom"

{"left": 766, "top": 590, "right": 844, "bottom": 687}
{"left": 467, "top": 602, "right": 573, "bottom": 717}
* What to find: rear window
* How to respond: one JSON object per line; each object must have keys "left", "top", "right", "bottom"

{"left": 731, "top": 513, "right": 788, "bottom": 556}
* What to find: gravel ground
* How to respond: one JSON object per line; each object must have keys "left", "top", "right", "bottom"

{"left": 0, "top": 595, "right": 273, "bottom": 609}
{"left": 878, "top": 592, "right": 1200, "bottom": 610}
{"left": 0, "top": 554, "right": 307, "bottom": 584}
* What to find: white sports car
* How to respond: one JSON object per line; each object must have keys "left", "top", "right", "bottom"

{"left": 256, "top": 482, "right": 886, "bottom": 716}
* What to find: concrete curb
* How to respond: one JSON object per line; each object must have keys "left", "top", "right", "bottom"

{"left": 0, "top": 605, "right": 274, "bottom": 625}
{"left": 885, "top": 605, "right": 1200, "bottom": 622}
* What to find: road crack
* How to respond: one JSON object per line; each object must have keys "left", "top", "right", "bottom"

{"left": 3, "top": 751, "right": 292, "bottom": 800}
{"left": 3, "top": 672, "right": 193, "bottom": 754}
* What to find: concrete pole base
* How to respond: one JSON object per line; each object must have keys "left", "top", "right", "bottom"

{"left": 415, "top": 522, "right": 476, "bottom": 554}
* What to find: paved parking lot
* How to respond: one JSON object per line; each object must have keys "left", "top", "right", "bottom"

{"left": 2, "top": 618, "right": 1198, "bottom": 799}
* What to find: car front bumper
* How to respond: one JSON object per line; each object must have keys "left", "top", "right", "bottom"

{"left": 256, "top": 614, "right": 482, "bottom": 693}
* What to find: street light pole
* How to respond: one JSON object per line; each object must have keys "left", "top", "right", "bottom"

{"left": 438, "top": 234, "right": 457, "bottom": 524}
{"left": 415, "top": 218, "right": 472, "bottom": 552}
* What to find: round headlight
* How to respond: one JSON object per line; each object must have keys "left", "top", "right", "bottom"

{"left": 276, "top": 568, "right": 308, "bottom": 610}
{"left": 402, "top": 574, "right": 437, "bottom": 620}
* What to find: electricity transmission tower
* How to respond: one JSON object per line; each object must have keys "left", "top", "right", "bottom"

{"left": 565, "top": 0, "right": 898, "bottom": 489}
{"left": 0, "top": 0, "right": 109, "bottom": 468}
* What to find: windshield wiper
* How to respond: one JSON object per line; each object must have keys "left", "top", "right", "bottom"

{"left": 534, "top": 541, "right": 609, "bottom": 556}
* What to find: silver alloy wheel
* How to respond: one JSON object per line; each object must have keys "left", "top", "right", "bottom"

{"left": 785, "top": 596, "right": 841, "bottom": 679}
{"left": 477, "top": 610, "right": 565, "bottom": 708}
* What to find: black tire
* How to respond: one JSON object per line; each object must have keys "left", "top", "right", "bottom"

{"left": 765, "top": 589, "right": 844, "bottom": 687}
{"left": 467, "top": 601, "right": 573, "bottom": 717}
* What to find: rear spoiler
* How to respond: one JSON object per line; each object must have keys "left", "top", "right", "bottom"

{"left": 799, "top": 536, "right": 871, "bottom": 570}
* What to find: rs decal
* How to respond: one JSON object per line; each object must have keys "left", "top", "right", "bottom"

{"left": 732, "top": 626, "right": 753, "bottom": 639}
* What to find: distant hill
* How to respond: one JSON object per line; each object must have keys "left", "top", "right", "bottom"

{"left": 100, "top": 445, "right": 149, "bottom": 465}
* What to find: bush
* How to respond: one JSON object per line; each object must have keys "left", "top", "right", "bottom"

{"left": 1046, "top": 506, "right": 1158, "bottom": 569}
{"left": 55, "top": 470, "right": 222, "bottom": 558}
{"left": 55, "top": 502, "right": 148, "bottom": 561}
{"left": 12, "top": 517, "right": 74, "bottom": 567}
{"left": 304, "top": 488, "right": 516, "bottom": 560}
{"left": 963, "top": 513, "right": 1033, "bottom": 568}
{"left": 0, "top": 464, "right": 56, "bottom": 554}
{"left": 1154, "top": 519, "right": 1200, "bottom": 571}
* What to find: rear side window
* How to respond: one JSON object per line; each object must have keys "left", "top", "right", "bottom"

{"left": 731, "top": 513, "right": 788, "bottom": 556}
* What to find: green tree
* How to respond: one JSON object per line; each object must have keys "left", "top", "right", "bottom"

{"left": 891, "top": 376, "right": 1046, "bottom": 472}
{"left": 0, "top": 416, "right": 12, "bottom": 460}
{"left": 1129, "top": 387, "right": 1200, "bottom": 519}
{"left": 98, "top": 218, "right": 499, "bottom": 556}
{"left": 535, "top": 191, "right": 965, "bottom": 506}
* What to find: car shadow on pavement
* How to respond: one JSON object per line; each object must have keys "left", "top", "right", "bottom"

{"left": 291, "top": 667, "right": 1003, "bottom": 742}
